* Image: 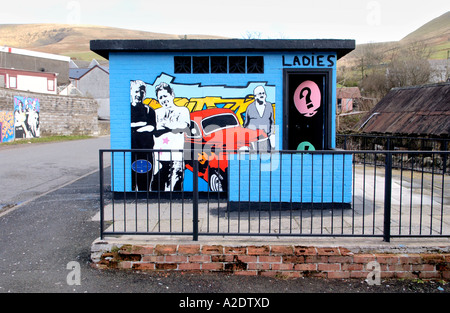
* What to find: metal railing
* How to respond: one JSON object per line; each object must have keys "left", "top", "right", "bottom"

{"left": 99, "top": 148, "right": 449, "bottom": 242}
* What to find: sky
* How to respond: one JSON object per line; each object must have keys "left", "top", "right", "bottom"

{"left": 1, "top": 0, "right": 449, "bottom": 44}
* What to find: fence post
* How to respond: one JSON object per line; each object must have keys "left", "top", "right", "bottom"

{"left": 192, "top": 148, "right": 199, "bottom": 241}
{"left": 383, "top": 152, "right": 392, "bottom": 242}
{"left": 99, "top": 150, "right": 104, "bottom": 240}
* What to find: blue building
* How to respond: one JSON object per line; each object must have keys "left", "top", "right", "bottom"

{"left": 91, "top": 39, "right": 355, "bottom": 206}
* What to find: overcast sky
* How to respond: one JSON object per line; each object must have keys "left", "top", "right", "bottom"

{"left": 1, "top": 0, "right": 449, "bottom": 44}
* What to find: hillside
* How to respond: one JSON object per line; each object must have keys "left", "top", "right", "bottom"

{"left": 0, "top": 24, "right": 226, "bottom": 60}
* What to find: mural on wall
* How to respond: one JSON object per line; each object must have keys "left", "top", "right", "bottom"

{"left": 0, "top": 111, "right": 14, "bottom": 143}
{"left": 130, "top": 74, "right": 276, "bottom": 192}
{"left": 14, "top": 96, "right": 40, "bottom": 139}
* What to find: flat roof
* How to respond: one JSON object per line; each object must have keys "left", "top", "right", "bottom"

{"left": 90, "top": 39, "right": 355, "bottom": 60}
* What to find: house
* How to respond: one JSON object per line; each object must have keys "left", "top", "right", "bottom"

{"left": 0, "top": 67, "right": 58, "bottom": 95}
{"left": 336, "top": 86, "right": 361, "bottom": 113}
{"left": 90, "top": 38, "right": 356, "bottom": 207}
{"left": 69, "top": 59, "right": 110, "bottom": 119}
{"left": 0, "top": 46, "right": 70, "bottom": 85}
{"left": 357, "top": 82, "right": 450, "bottom": 138}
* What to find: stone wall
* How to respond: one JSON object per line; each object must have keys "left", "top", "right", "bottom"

{"left": 0, "top": 87, "right": 99, "bottom": 137}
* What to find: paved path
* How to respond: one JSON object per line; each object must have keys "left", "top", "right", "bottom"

{"left": 0, "top": 136, "right": 110, "bottom": 213}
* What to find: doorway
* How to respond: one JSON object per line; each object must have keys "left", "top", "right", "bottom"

{"left": 283, "top": 68, "right": 332, "bottom": 151}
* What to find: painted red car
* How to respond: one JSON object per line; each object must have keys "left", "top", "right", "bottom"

{"left": 184, "top": 108, "right": 269, "bottom": 191}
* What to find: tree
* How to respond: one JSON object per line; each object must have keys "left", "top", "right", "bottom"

{"left": 386, "top": 42, "right": 433, "bottom": 88}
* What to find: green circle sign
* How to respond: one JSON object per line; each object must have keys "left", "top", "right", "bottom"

{"left": 296, "top": 141, "right": 316, "bottom": 151}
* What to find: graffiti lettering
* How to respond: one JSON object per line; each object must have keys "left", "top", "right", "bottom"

{"left": 282, "top": 55, "right": 335, "bottom": 67}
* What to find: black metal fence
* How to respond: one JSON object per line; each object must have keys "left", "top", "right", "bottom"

{"left": 99, "top": 148, "right": 449, "bottom": 242}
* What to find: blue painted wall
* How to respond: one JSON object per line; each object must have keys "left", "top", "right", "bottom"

{"left": 108, "top": 50, "right": 343, "bottom": 196}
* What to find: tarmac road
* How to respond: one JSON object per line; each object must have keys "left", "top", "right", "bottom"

{"left": 0, "top": 137, "right": 448, "bottom": 298}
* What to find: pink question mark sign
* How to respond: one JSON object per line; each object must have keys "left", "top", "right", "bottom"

{"left": 293, "top": 80, "right": 321, "bottom": 117}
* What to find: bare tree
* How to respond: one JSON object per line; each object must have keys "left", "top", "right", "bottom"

{"left": 386, "top": 42, "right": 433, "bottom": 88}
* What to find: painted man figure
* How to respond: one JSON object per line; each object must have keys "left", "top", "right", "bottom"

{"left": 130, "top": 80, "right": 156, "bottom": 191}
{"left": 243, "top": 85, "right": 275, "bottom": 151}
{"left": 152, "top": 82, "right": 190, "bottom": 191}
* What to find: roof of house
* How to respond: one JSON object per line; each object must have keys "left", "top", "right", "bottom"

{"left": 337, "top": 87, "right": 361, "bottom": 99}
{"left": 90, "top": 39, "right": 355, "bottom": 60}
{"left": 357, "top": 82, "right": 450, "bottom": 137}
{"left": 69, "top": 64, "right": 109, "bottom": 80}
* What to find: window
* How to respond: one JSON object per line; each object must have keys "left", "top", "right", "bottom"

{"left": 193, "top": 56, "right": 209, "bottom": 73}
{"left": 174, "top": 56, "right": 191, "bottom": 73}
{"left": 47, "top": 78, "right": 55, "bottom": 91}
{"left": 229, "top": 56, "right": 246, "bottom": 74}
{"left": 174, "top": 56, "right": 264, "bottom": 74}
{"left": 211, "top": 56, "right": 227, "bottom": 73}
{"left": 247, "top": 56, "right": 264, "bottom": 73}
{"left": 9, "top": 76, "right": 17, "bottom": 89}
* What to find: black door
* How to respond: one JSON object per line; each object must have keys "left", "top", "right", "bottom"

{"left": 283, "top": 69, "right": 332, "bottom": 151}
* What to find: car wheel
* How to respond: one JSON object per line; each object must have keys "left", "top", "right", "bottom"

{"left": 209, "top": 171, "right": 225, "bottom": 192}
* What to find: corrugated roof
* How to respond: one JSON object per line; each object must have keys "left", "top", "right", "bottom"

{"left": 357, "top": 83, "right": 450, "bottom": 138}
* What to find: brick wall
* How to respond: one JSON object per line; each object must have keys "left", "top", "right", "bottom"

{"left": 0, "top": 87, "right": 99, "bottom": 137}
{"left": 91, "top": 242, "right": 450, "bottom": 280}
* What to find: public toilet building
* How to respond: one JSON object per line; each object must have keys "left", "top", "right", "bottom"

{"left": 91, "top": 39, "right": 355, "bottom": 206}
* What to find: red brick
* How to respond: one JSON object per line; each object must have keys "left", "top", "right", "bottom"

{"left": 419, "top": 272, "right": 441, "bottom": 279}
{"left": 294, "top": 263, "right": 317, "bottom": 271}
{"left": 376, "top": 255, "right": 399, "bottom": 264}
{"left": 271, "top": 245, "right": 294, "bottom": 255}
{"left": 178, "top": 263, "right": 201, "bottom": 270}
{"left": 421, "top": 254, "right": 445, "bottom": 264}
{"left": 304, "top": 255, "right": 328, "bottom": 263}
{"left": 248, "top": 263, "right": 271, "bottom": 270}
{"left": 202, "top": 262, "right": 224, "bottom": 271}
{"left": 294, "top": 246, "right": 317, "bottom": 255}
{"left": 142, "top": 255, "right": 164, "bottom": 262}
{"left": 165, "top": 255, "right": 188, "bottom": 263}
{"left": 272, "top": 263, "right": 294, "bottom": 271}
{"left": 189, "top": 255, "right": 211, "bottom": 262}
{"left": 155, "top": 263, "right": 177, "bottom": 270}
{"left": 224, "top": 246, "right": 246, "bottom": 255}
{"left": 133, "top": 263, "right": 156, "bottom": 270}
{"left": 130, "top": 245, "right": 154, "bottom": 255}
{"left": 353, "top": 254, "right": 376, "bottom": 263}
{"left": 395, "top": 272, "right": 418, "bottom": 279}
{"left": 342, "top": 263, "right": 364, "bottom": 271}
{"left": 399, "top": 254, "right": 422, "bottom": 264}
{"left": 260, "top": 256, "right": 282, "bottom": 263}
{"left": 328, "top": 255, "right": 352, "bottom": 263}
{"left": 350, "top": 271, "right": 369, "bottom": 278}
{"left": 155, "top": 244, "right": 177, "bottom": 255}
{"left": 235, "top": 255, "right": 258, "bottom": 263}
{"left": 327, "top": 271, "right": 350, "bottom": 279}
{"left": 201, "top": 245, "right": 224, "bottom": 254}
{"left": 282, "top": 255, "right": 304, "bottom": 263}
{"left": 388, "top": 264, "right": 411, "bottom": 272}
{"left": 318, "top": 263, "right": 341, "bottom": 271}
{"left": 412, "top": 264, "right": 435, "bottom": 271}
{"left": 248, "top": 245, "right": 270, "bottom": 255}
{"left": 317, "top": 247, "right": 340, "bottom": 256}
{"left": 178, "top": 245, "right": 201, "bottom": 254}
{"left": 118, "top": 261, "right": 133, "bottom": 269}
{"left": 211, "top": 255, "right": 234, "bottom": 262}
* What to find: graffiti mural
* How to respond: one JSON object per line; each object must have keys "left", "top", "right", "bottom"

{"left": 130, "top": 74, "right": 276, "bottom": 192}
{"left": 14, "top": 96, "right": 40, "bottom": 139}
{"left": 0, "top": 111, "right": 14, "bottom": 143}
